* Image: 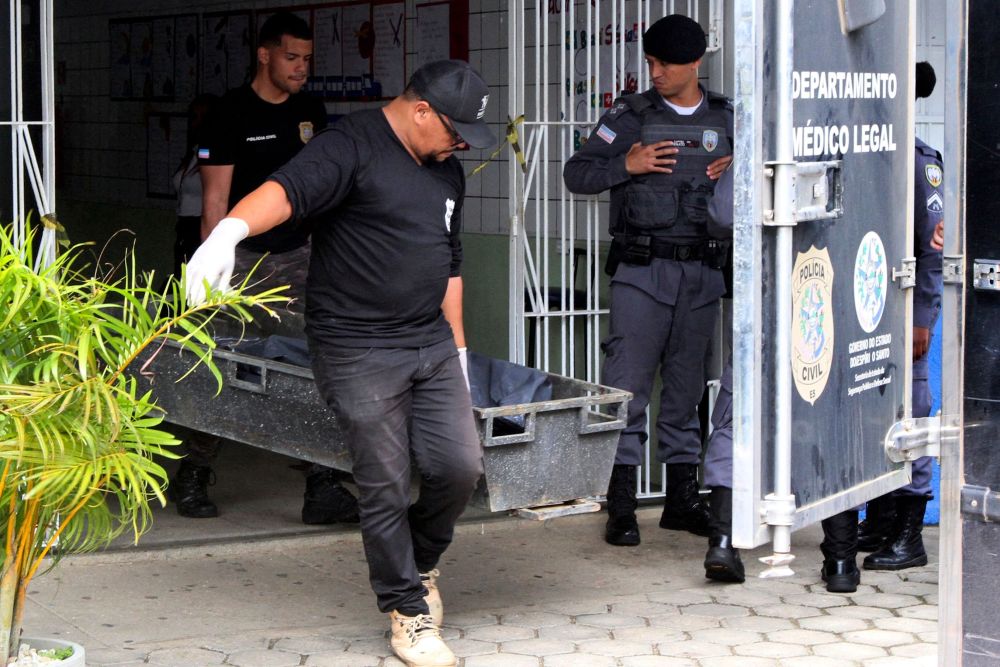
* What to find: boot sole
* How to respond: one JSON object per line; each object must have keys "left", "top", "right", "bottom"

{"left": 176, "top": 507, "right": 219, "bottom": 519}
{"left": 821, "top": 571, "right": 860, "bottom": 593}
{"left": 604, "top": 534, "right": 641, "bottom": 547}
{"left": 824, "top": 577, "right": 859, "bottom": 593}
{"left": 397, "top": 659, "right": 456, "bottom": 667}
{"left": 659, "top": 518, "right": 711, "bottom": 537}
{"left": 705, "top": 564, "right": 745, "bottom": 583}
{"left": 862, "top": 554, "right": 928, "bottom": 571}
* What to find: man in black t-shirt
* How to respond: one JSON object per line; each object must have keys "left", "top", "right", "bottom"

{"left": 170, "top": 12, "right": 358, "bottom": 528}
{"left": 185, "top": 59, "right": 495, "bottom": 667}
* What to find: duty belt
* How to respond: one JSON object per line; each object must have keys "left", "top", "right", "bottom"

{"left": 649, "top": 239, "right": 711, "bottom": 261}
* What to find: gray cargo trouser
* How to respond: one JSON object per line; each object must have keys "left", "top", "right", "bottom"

{"left": 602, "top": 277, "right": 718, "bottom": 467}
{"left": 309, "top": 337, "right": 484, "bottom": 615}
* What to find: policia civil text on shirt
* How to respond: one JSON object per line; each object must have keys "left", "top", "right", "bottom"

{"left": 563, "top": 14, "right": 733, "bottom": 548}
{"left": 184, "top": 59, "right": 495, "bottom": 667}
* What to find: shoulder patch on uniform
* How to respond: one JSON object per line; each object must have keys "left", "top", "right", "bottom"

{"left": 607, "top": 102, "right": 628, "bottom": 117}
{"left": 596, "top": 124, "right": 617, "bottom": 144}
{"left": 925, "top": 163, "right": 942, "bottom": 188}
{"left": 926, "top": 191, "right": 944, "bottom": 213}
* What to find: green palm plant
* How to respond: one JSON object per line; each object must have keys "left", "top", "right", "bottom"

{"left": 0, "top": 222, "right": 286, "bottom": 663}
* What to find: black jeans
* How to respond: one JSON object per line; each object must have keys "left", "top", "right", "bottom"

{"left": 310, "top": 337, "right": 484, "bottom": 615}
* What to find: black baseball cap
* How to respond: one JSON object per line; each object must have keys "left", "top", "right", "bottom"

{"left": 643, "top": 14, "right": 707, "bottom": 64}
{"left": 410, "top": 59, "right": 497, "bottom": 149}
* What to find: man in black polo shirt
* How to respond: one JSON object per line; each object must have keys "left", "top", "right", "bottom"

{"left": 170, "top": 11, "right": 358, "bottom": 527}
{"left": 185, "top": 60, "right": 494, "bottom": 667}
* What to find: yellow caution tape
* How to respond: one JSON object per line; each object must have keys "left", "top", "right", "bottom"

{"left": 40, "top": 213, "right": 70, "bottom": 249}
{"left": 468, "top": 115, "right": 527, "bottom": 178}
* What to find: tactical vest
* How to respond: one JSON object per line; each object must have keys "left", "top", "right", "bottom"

{"left": 614, "top": 89, "right": 733, "bottom": 242}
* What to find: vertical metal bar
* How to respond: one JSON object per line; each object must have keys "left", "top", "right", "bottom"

{"left": 39, "top": 0, "right": 56, "bottom": 267}
{"left": 11, "top": 0, "right": 23, "bottom": 247}
{"left": 759, "top": 0, "right": 796, "bottom": 577}
{"left": 559, "top": 0, "right": 572, "bottom": 377}
{"left": 509, "top": 0, "right": 526, "bottom": 364}
{"left": 938, "top": 0, "right": 967, "bottom": 662}
{"left": 731, "top": 0, "right": 766, "bottom": 548}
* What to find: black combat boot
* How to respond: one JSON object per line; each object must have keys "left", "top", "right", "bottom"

{"left": 821, "top": 510, "right": 861, "bottom": 593}
{"left": 858, "top": 494, "right": 897, "bottom": 552}
{"left": 863, "top": 495, "right": 929, "bottom": 571}
{"left": 169, "top": 462, "right": 219, "bottom": 518}
{"left": 659, "top": 463, "right": 712, "bottom": 537}
{"left": 703, "top": 486, "right": 745, "bottom": 583}
{"left": 302, "top": 470, "right": 361, "bottom": 525}
{"left": 605, "top": 464, "right": 640, "bottom": 546}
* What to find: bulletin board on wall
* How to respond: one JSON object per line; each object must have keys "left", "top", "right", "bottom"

{"left": 201, "top": 11, "right": 254, "bottom": 96}
{"left": 109, "top": 1, "right": 469, "bottom": 103}
{"left": 109, "top": 14, "right": 200, "bottom": 101}
{"left": 278, "top": 0, "right": 468, "bottom": 101}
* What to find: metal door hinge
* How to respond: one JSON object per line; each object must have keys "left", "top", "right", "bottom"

{"left": 943, "top": 255, "right": 964, "bottom": 285}
{"left": 961, "top": 485, "right": 1000, "bottom": 523}
{"left": 892, "top": 257, "right": 916, "bottom": 289}
{"left": 884, "top": 415, "right": 954, "bottom": 462}
{"left": 973, "top": 259, "right": 1000, "bottom": 291}
{"left": 763, "top": 160, "right": 843, "bottom": 225}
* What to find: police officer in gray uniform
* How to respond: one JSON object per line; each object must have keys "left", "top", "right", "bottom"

{"left": 564, "top": 14, "right": 733, "bottom": 547}
{"left": 859, "top": 61, "right": 943, "bottom": 571}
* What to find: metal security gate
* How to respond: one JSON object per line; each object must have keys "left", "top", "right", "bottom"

{"left": 730, "top": 0, "right": 917, "bottom": 570}
{"left": 3, "top": 0, "right": 58, "bottom": 262}
{"left": 939, "top": 0, "right": 1000, "bottom": 663}
{"left": 506, "top": 0, "right": 724, "bottom": 498}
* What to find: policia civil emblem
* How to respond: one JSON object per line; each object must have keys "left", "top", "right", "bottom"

{"left": 791, "top": 246, "right": 836, "bottom": 405}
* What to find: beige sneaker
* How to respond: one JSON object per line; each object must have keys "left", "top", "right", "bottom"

{"left": 420, "top": 568, "right": 443, "bottom": 626}
{"left": 388, "top": 611, "right": 456, "bottom": 667}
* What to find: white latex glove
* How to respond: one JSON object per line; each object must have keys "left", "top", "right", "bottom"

{"left": 184, "top": 217, "right": 249, "bottom": 306}
{"left": 458, "top": 347, "right": 470, "bottom": 390}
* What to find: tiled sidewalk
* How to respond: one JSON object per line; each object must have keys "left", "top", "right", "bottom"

{"left": 24, "top": 509, "right": 938, "bottom": 667}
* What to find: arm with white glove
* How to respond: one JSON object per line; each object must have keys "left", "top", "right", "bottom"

{"left": 441, "top": 276, "right": 470, "bottom": 389}
{"left": 184, "top": 180, "right": 293, "bottom": 306}
{"left": 184, "top": 216, "right": 248, "bottom": 306}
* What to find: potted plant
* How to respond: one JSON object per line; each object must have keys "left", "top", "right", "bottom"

{"left": 0, "top": 222, "right": 284, "bottom": 664}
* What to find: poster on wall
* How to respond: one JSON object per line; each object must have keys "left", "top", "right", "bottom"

{"left": 312, "top": 5, "right": 345, "bottom": 96}
{"left": 553, "top": 0, "right": 643, "bottom": 124}
{"left": 109, "top": 14, "right": 198, "bottom": 102}
{"left": 341, "top": 3, "right": 376, "bottom": 97}
{"left": 152, "top": 18, "right": 175, "bottom": 99}
{"left": 372, "top": 1, "right": 406, "bottom": 97}
{"left": 415, "top": 2, "right": 449, "bottom": 69}
{"left": 174, "top": 15, "right": 199, "bottom": 103}
{"left": 109, "top": 19, "right": 134, "bottom": 99}
{"left": 129, "top": 21, "right": 154, "bottom": 100}
{"left": 146, "top": 112, "right": 187, "bottom": 199}
{"left": 202, "top": 11, "right": 253, "bottom": 96}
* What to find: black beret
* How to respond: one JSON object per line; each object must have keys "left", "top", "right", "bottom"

{"left": 915, "top": 61, "right": 936, "bottom": 99}
{"left": 643, "top": 14, "right": 706, "bottom": 64}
